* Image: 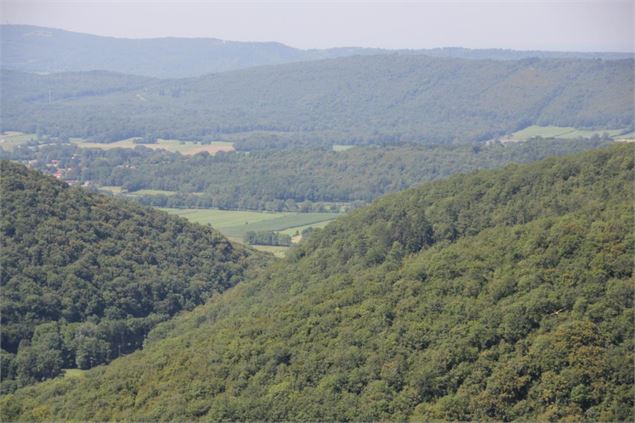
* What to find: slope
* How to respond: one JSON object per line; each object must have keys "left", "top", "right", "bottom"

{"left": 0, "top": 161, "right": 264, "bottom": 392}
{"left": 2, "top": 25, "right": 632, "bottom": 78}
{"left": 2, "top": 55, "right": 632, "bottom": 146}
{"left": 2, "top": 144, "right": 632, "bottom": 421}
{"left": 0, "top": 25, "right": 342, "bottom": 78}
{"left": 1, "top": 137, "right": 611, "bottom": 211}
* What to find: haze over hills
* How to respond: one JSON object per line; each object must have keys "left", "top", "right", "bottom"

{"left": 2, "top": 145, "right": 632, "bottom": 421}
{"left": 0, "top": 161, "right": 264, "bottom": 393}
{"left": 2, "top": 25, "right": 633, "bottom": 78}
{"left": 0, "top": 137, "right": 609, "bottom": 212}
{"left": 2, "top": 55, "right": 632, "bottom": 146}
{"left": 1, "top": 11, "right": 634, "bottom": 423}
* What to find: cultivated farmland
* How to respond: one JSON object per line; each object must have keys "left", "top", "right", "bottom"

{"left": 159, "top": 207, "right": 340, "bottom": 256}
{"left": 500, "top": 125, "right": 628, "bottom": 143}
{"left": 72, "top": 138, "right": 234, "bottom": 155}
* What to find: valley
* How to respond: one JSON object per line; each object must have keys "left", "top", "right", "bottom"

{"left": 2, "top": 145, "right": 632, "bottom": 421}
{"left": 0, "top": 19, "right": 633, "bottom": 423}
{"left": 159, "top": 208, "right": 340, "bottom": 256}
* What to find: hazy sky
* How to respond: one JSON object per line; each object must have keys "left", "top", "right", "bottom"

{"left": 1, "top": 0, "right": 633, "bottom": 52}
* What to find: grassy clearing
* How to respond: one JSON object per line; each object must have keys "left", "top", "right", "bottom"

{"left": 0, "top": 131, "right": 36, "bottom": 150}
{"left": 278, "top": 219, "right": 335, "bottom": 237}
{"left": 159, "top": 208, "right": 294, "bottom": 228}
{"left": 98, "top": 186, "right": 124, "bottom": 194}
{"left": 159, "top": 208, "right": 340, "bottom": 250}
{"left": 221, "top": 212, "right": 340, "bottom": 239}
{"left": 99, "top": 187, "right": 207, "bottom": 197}
{"left": 248, "top": 245, "right": 289, "bottom": 258}
{"left": 616, "top": 131, "right": 635, "bottom": 140}
{"left": 63, "top": 369, "right": 86, "bottom": 379}
{"left": 73, "top": 138, "right": 234, "bottom": 155}
{"left": 126, "top": 189, "right": 178, "bottom": 196}
{"left": 333, "top": 144, "right": 355, "bottom": 152}
{"left": 503, "top": 125, "right": 627, "bottom": 142}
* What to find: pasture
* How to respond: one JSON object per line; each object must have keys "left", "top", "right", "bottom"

{"left": 502, "top": 125, "right": 627, "bottom": 143}
{"left": 73, "top": 138, "right": 234, "bottom": 155}
{"left": 98, "top": 186, "right": 124, "bottom": 194}
{"left": 63, "top": 369, "right": 86, "bottom": 379}
{"left": 278, "top": 219, "right": 334, "bottom": 237}
{"left": 616, "top": 131, "right": 635, "bottom": 141}
{"left": 333, "top": 144, "right": 355, "bottom": 152}
{"left": 159, "top": 207, "right": 341, "bottom": 256}
{"left": 126, "top": 189, "right": 180, "bottom": 196}
{"left": 0, "top": 131, "right": 36, "bottom": 150}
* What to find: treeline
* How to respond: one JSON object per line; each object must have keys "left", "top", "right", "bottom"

{"left": 2, "top": 145, "right": 632, "bottom": 421}
{"left": 4, "top": 25, "right": 632, "bottom": 79}
{"left": 1, "top": 137, "right": 611, "bottom": 211}
{"left": 2, "top": 55, "right": 632, "bottom": 146}
{"left": 0, "top": 162, "right": 261, "bottom": 392}
{"left": 1, "top": 316, "right": 163, "bottom": 392}
{"left": 244, "top": 231, "right": 292, "bottom": 246}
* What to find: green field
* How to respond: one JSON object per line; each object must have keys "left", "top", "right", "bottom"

{"left": 503, "top": 125, "right": 627, "bottom": 142}
{"left": 0, "top": 131, "right": 37, "bottom": 150}
{"left": 73, "top": 138, "right": 234, "bottom": 155}
{"left": 160, "top": 208, "right": 339, "bottom": 238}
{"left": 0, "top": 132, "right": 234, "bottom": 155}
{"left": 221, "top": 213, "right": 339, "bottom": 239}
{"left": 616, "top": 131, "right": 635, "bottom": 140}
{"left": 278, "top": 219, "right": 334, "bottom": 237}
{"left": 63, "top": 369, "right": 86, "bottom": 379}
{"left": 160, "top": 208, "right": 293, "bottom": 228}
{"left": 98, "top": 186, "right": 124, "bottom": 194}
{"left": 159, "top": 208, "right": 341, "bottom": 256}
{"left": 126, "top": 189, "right": 179, "bottom": 196}
{"left": 98, "top": 187, "right": 207, "bottom": 197}
{"left": 246, "top": 245, "right": 289, "bottom": 258}
{"left": 332, "top": 144, "right": 355, "bottom": 152}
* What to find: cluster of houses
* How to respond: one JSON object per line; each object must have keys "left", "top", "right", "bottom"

{"left": 27, "top": 158, "right": 92, "bottom": 187}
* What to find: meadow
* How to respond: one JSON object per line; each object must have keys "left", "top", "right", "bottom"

{"left": 0, "top": 131, "right": 36, "bottom": 151}
{"left": 0, "top": 132, "right": 235, "bottom": 156}
{"left": 158, "top": 208, "right": 340, "bottom": 256}
{"left": 616, "top": 130, "right": 635, "bottom": 140}
{"left": 332, "top": 144, "right": 355, "bottom": 152}
{"left": 502, "top": 125, "right": 627, "bottom": 142}
{"left": 62, "top": 369, "right": 86, "bottom": 379}
{"left": 72, "top": 138, "right": 234, "bottom": 155}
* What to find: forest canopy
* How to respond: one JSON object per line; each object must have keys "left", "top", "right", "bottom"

{"left": 2, "top": 55, "right": 632, "bottom": 146}
{"left": 2, "top": 145, "right": 632, "bottom": 421}
{"left": 1, "top": 137, "right": 611, "bottom": 212}
{"left": 0, "top": 161, "right": 263, "bottom": 393}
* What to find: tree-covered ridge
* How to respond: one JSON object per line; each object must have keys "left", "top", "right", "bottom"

{"left": 2, "top": 145, "right": 632, "bottom": 421}
{"left": 2, "top": 55, "right": 632, "bottom": 146}
{"left": 0, "top": 161, "right": 262, "bottom": 392}
{"left": 1, "top": 138, "right": 611, "bottom": 211}
{"left": 3, "top": 25, "right": 631, "bottom": 78}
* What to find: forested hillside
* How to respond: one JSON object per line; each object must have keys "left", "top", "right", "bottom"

{"left": 3, "top": 25, "right": 630, "bottom": 78}
{"left": 2, "top": 145, "right": 632, "bottom": 421}
{"left": 2, "top": 55, "right": 632, "bottom": 146}
{"left": 2, "top": 138, "right": 610, "bottom": 211}
{"left": 0, "top": 162, "right": 262, "bottom": 393}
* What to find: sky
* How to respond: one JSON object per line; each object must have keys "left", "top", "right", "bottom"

{"left": 1, "top": 0, "right": 633, "bottom": 52}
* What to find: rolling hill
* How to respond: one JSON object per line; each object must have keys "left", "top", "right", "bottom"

{"left": 2, "top": 55, "right": 632, "bottom": 146}
{"left": 1, "top": 137, "right": 610, "bottom": 211}
{"left": 2, "top": 25, "right": 632, "bottom": 78}
{"left": 2, "top": 144, "right": 632, "bottom": 421}
{"left": 0, "top": 161, "right": 264, "bottom": 393}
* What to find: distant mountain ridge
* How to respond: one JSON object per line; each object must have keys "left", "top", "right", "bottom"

{"left": 2, "top": 25, "right": 633, "bottom": 78}
{"left": 2, "top": 55, "right": 632, "bottom": 145}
